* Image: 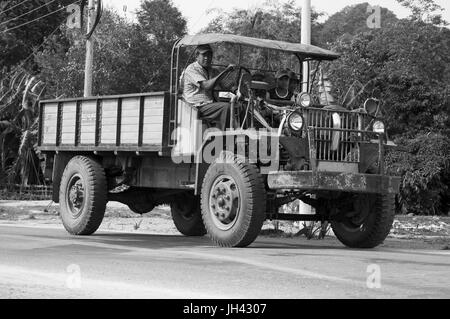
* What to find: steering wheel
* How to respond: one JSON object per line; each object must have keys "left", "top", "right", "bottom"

{"left": 212, "top": 66, "right": 252, "bottom": 102}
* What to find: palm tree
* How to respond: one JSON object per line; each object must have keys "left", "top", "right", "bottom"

{"left": 0, "top": 66, "right": 46, "bottom": 187}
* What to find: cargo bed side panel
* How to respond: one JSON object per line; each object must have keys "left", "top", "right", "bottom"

{"left": 39, "top": 92, "right": 167, "bottom": 153}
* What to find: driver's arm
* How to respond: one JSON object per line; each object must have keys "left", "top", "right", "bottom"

{"left": 199, "top": 64, "right": 236, "bottom": 91}
{"left": 199, "top": 75, "right": 222, "bottom": 91}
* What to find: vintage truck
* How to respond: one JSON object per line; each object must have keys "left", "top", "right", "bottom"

{"left": 38, "top": 33, "right": 401, "bottom": 248}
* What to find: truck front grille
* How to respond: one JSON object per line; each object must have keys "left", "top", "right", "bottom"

{"left": 305, "top": 109, "right": 368, "bottom": 163}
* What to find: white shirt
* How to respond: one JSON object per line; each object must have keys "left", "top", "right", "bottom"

{"left": 180, "top": 61, "right": 214, "bottom": 106}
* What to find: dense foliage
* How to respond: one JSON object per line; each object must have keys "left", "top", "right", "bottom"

{"left": 326, "top": 20, "right": 450, "bottom": 137}
{"left": 205, "top": 1, "right": 317, "bottom": 42}
{"left": 315, "top": 2, "right": 399, "bottom": 45}
{"left": 0, "top": 0, "right": 74, "bottom": 70}
{"left": 386, "top": 134, "right": 450, "bottom": 215}
{"left": 36, "top": 0, "right": 187, "bottom": 97}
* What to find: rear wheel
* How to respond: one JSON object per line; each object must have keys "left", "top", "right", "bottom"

{"left": 201, "top": 153, "right": 266, "bottom": 247}
{"left": 171, "top": 193, "right": 206, "bottom": 236}
{"left": 331, "top": 193, "right": 395, "bottom": 248}
{"left": 59, "top": 156, "right": 107, "bottom": 235}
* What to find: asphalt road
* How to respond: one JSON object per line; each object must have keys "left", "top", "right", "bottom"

{"left": 0, "top": 224, "right": 449, "bottom": 299}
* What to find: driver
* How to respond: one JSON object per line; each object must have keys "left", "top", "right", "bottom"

{"left": 181, "top": 44, "right": 236, "bottom": 131}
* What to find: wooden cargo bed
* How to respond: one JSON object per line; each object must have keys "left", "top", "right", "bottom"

{"left": 38, "top": 92, "right": 171, "bottom": 154}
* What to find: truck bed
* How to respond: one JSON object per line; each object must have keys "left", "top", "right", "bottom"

{"left": 38, "top": 92, "right": 170, "bottom": 154}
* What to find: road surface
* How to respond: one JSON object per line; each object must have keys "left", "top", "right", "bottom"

{"left": 0, "top": 224, "right": 448, "bottom": 299}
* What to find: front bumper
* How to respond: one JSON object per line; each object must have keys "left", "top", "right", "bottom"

{"left": 267, "top": 171, "right": 401, "bottom": 194}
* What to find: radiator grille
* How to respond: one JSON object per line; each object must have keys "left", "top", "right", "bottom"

{"left": 305, "top": 109, "right": 369, "bottom": 163}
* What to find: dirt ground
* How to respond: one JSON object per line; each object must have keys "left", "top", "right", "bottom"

{"left": 0, "top": 200, "right": 448, "bottom": 250}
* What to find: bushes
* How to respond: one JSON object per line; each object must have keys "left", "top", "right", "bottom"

{"left": 386, "top": 133, "right": 450, "bottom": 216}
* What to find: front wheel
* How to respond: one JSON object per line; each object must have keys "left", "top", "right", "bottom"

{"left": 201, "top": 153, "right": 266, "bottom": 247}
{"left": 331, "top": 193, "right": 395, "bottom": 248}
{"left": 59, "top": 156, "right": 107, "bottom": 235}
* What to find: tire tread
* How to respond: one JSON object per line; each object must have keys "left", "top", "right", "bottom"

{"left": 60, "top": 156, "right": 107, "bottom": 235}
{"left": 332, "top": 193, "right": 396, "bottom": 248}
{"left": 201, "top": 152, "right": 266, "bottom": 248}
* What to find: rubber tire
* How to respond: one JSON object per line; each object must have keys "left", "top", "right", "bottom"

{"left": 201, "top": 153, "right": 267, "bottom": 248}
{"left": 331, "top": 193, "right": 395, "bottom": 248}
{"left": 171, "top": 193, "right": 206, "bottom": 236}
{"left": 59, "top": 156, "right": 107, "bottom": 235}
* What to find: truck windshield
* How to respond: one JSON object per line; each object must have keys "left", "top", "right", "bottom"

{"left": 180, "top": 43, "right": 302, "bottom": 80}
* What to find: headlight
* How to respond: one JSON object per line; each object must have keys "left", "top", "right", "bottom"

{"left": 296, "top": 93, "right": 312, "bottom": 107}
{"left": 373, "top": 121, "right": 385, "bottom": 134}
{"left": 364, "top": 98, "right": 379, "bottom": 115}
{"left": 288, "top": 112, "right": 304, "bottom": 131}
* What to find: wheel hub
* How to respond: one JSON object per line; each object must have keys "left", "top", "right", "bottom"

{"left": 66, "top": 175, "right": 85, "bottom": 218}
{"left": 69, "top": 182, "right": 84, "bottom": 208}
{"left": 209, "top": 176, "right": 240, "bottom": 230}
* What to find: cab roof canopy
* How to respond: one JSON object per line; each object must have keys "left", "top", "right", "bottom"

{"left": 175, "top": 33, "right": 340, "bottom": 61}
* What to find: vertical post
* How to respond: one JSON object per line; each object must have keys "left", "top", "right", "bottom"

{"left": 84, "top": 0, "right": 95, "bottom": 97}
{"left": 301, "top": 0, "right": 311, "bottom": 93}
{"left": 299, "top": 0, "right": 314, "bottom": 230}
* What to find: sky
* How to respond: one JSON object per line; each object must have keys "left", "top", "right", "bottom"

{"left": 107, "top": 0, "right": 450, "bottom": 33}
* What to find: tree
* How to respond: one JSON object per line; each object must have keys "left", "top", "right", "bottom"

{"left": 202, "top": 0, "right": 323, "bottom": 46}
{"left": 316, "top": 2, "right": 399, "bottom": 46}
{"left": 137, "top": 0, "right": 187, "bottom": 89}
{"left": 326, "top": 19, "right": 450, "bottom": 137}
{"left": 36, "top": 5, "right": 187, "bottom": 98}
{"left": 396, "top": 0, "right": 448, "bottom": 26}
{"left": 137, "top": 0, "right": 187, "bottom": 44}
{"left": 0, "top": 65, "right": 46, "bottom": 186}
{"left": 0, "top": 0, "right": 73, "bottom": 70}
{"left": 386, "top": 133, "right": 450, "bottom": 216}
